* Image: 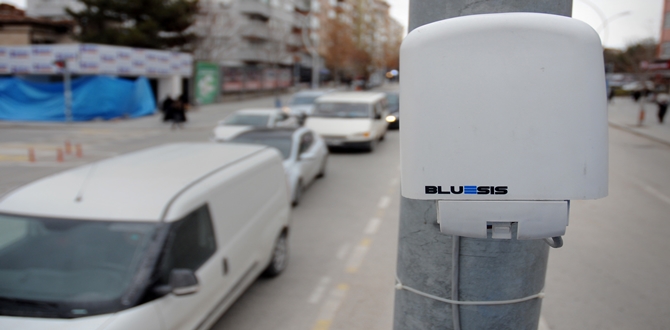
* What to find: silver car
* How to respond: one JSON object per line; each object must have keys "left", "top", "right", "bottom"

{"left": 228, "top": 127, "right": 329, "bottom": 206}
{"left": 212, "top": 108, "right": 297, "bottom": 141}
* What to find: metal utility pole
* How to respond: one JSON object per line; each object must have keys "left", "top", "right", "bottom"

{"left": 64, "top": 67, "right": 72, "bottom": 122}
{"left": 56, "top": 59, "right": 73, "bottom": 122}
{"left": 394, "top": 1, "right": 572, "bottom": 329}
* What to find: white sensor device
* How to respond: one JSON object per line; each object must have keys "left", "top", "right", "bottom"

{"left": 400, "top": 13, "right": 608, "bottom": 239}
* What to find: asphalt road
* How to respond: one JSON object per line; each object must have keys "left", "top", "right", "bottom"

{"left": 1, "top": 88, "right": 669, "bottom": 329}
{"left": 542, "top": 125, "right": 670, "bottom": 330}
{"left": 210, "top": 128, "right": 400, "bottom": 330}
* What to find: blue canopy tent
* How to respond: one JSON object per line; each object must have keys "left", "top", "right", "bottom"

{"left": 0, "top": 76, "right": 156, "bottom": 122}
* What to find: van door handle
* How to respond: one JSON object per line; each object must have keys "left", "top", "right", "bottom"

{"left": 222, "top": 258, "right": 229, "bottom": 276}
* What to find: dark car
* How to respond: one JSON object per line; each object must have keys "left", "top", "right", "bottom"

{"left": 385, "top": 91, "right": 399, "bottom": 129}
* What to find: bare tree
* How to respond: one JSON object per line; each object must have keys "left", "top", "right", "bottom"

{"left": 350, "top": 0, "right": 374, "bottom": 80}
{"left": 321, "top": 13, "right": 356, "bottom": 82}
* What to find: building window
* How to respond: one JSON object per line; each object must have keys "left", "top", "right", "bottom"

{"left": 665, "top": 12, "right": 670, "bottom": 29}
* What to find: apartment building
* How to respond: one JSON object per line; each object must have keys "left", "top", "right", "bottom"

{"left": 194, "top": 0, "right": 311, "bottom": 65}
{"left": 660, "top": 0, "right": 670, "bottom": 59}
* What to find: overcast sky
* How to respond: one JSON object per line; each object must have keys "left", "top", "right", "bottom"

{"left": 3, "top": 0, "right": 664, "bottom": 50}
{"left": 386, "top": 0, "right": 663, "bottom": 49}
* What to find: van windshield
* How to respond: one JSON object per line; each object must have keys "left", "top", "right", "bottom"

{"left": 313, "top": 103, "right": 370, "bottom": 118}
{"left": 0, "top": 214, "right": 158, "bottom": 318}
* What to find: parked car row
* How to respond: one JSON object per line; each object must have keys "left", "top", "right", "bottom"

{"left": 212, "top": 90, "right": 395, "bottom": 204}
{"left": 0, "top": 89, "right": 398, "bottom": 330}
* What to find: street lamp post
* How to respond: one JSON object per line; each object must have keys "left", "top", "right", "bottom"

{"left": 576, "top": 0, "right": 631, "bottom": 47}
{"left": 597, "top": 11, "right": 632, "bottom": 47}
{"left": 55, "top": 59, "right": 73, "bottom": 122}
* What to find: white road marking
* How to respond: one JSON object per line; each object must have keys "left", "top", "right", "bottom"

{"left": 642, "top": 184, "right": 670, "bottom": 206}
{"left": 345, "top": 238, "right": 371, "bottom": 273}
{"left": 308, "top": 277, "right": 332, "bottom": 304}
{"left": 538, "top": 316, "right": 551, "bottom": 330}
{"left": 336, "top": 243, "right": 351, "bottom": 260}
{"left": 378, "top": 196, "right": 391, "bottom": 209}
{"left": 312, "top": 283, "right": 349, "bottom": 330}
{"left": 364, "top": 218, "right": 382, "bottom": 235}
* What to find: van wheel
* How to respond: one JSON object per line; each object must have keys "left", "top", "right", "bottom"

{"left": 292, "top": 180, "right": 303, "bottom": 206}
{"left": 262, "top": 232, "right": 288, "bottom": 277}
{"left": 316, "top": 156, "right": 327, "bottom": 179}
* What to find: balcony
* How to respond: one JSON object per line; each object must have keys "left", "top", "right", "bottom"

{"left": 239, "top": 44, "right": 268, "bottom": 63}
{"left": 287, "top": 33, "right": 302, "bottom": 47}
{"left": 239, "top": 1, "right": 270, "bottom": 18}
{"left": 294, "top": 0, "right": 310, "bottom": 13}
{"left": 241, "top": 20, "right": 270, "bottom": 40}
{"left": 292, "top": 12, "right": 308, "bottom": 28}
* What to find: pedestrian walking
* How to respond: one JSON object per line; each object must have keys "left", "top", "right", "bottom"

{"left": 633, "top": 90, "right": 642, "bottom": 102}
{"left": 170, "top": 98, "right": 186, "bottom": 129}
{"left": 162, "top": 96, "right": 174, "bottom": 122}
{"left": 656, "top": 92, "right": 669, "bottom": 124}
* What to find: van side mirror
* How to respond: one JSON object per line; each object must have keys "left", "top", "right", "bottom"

{"left": 154, "top": 268, "right": 199, "bottom": 297}
{"left": 374, "top": 113, "right": 382, "bottom": 120}
{"left": 170, "top": 269, "right": 199, "bottom": 295}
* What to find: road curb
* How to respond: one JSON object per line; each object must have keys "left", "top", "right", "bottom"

{"left": 608, "top": 121, "right": 670, "bottom": 148}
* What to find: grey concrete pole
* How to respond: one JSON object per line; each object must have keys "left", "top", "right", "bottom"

{"left": 63, "top": 66, "right": 73, "bottom": 122}
{"left": 394, "top": 1, "right": 572, "bottom": 329}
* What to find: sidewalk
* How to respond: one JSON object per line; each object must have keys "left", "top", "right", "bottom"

{"left": 607, "top": 96, "right": 670, "bottom": 146}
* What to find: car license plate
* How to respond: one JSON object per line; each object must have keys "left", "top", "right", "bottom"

{"left": 325, "top": 138, "right": 343, "bottom": 146}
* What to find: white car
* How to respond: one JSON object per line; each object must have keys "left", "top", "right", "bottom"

{"left": 229, "top": 127, "right": 329, "bottom": 206}
{"left": 0, "top": 143, "right": 291, "bottom": 330}
{"left": 213, "top": 108, "right": 297, "bottom": 141}
{"left": 305, "top": 92, "right": 389, "bottom": 152}
{"left": 287, "top": 89, "right": 334, "bottom": 116}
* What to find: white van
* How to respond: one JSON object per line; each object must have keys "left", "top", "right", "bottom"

{"left": 0, "top": 143, "right": 291, "bottom": 330}
{"left": 305, "top": 92, "right": 389, "bottom": 152}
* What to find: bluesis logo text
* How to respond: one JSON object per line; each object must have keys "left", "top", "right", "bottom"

{"left": 425, "top": 185, "right": 508, "bottom": 195}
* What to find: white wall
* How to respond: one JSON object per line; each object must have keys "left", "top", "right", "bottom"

{"left": 158, "top": 75, "right": 183, "bottom": 103}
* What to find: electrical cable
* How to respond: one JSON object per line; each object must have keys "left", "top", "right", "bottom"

{"left": 395, "top": 277, "right": 545, "bottom": 306}
{"left": 544, "top": 236, "right": 563, "bottom": 248}
{"left": 451, "top": 235, "right": 461, "bottom": 330}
